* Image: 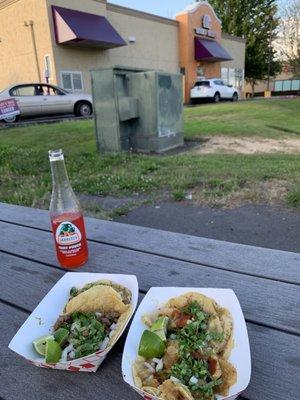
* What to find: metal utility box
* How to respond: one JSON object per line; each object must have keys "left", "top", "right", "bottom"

{"left": 91, "top": 66, "right": 183, "bottom": 153}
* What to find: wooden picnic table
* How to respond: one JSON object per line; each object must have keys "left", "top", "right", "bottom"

{"left": 0, "top": 202, "right": 299, "bottom": 400}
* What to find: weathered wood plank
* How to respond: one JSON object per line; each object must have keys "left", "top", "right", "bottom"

{"left": 0, "top": 202, "right": 299, "bottom": 283}
{"left": 0, "top": 236, "right": 299, "bottom": 335}
{"left": 1, "top": 300, "right": 299, "bottom": 400}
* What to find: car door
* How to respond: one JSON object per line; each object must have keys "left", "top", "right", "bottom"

{"left": 40, "top": 85, "right": 73, "bottom": 115}
{"left": 9, "top": 85, "right": 42, "bottom": 116}
{"left": 218, "top": 80, "right": 228, "bottom": 99}
{"left": 221, "top": 81, "right": 234, "bottom": 98}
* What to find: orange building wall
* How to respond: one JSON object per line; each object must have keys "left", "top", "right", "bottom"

{"left": 176, "top": 3, "right": 222, "bottom": 103}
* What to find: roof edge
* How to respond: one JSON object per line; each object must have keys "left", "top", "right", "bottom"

{"left": 107, "top": 2, "right": 178, "bottom": 26}
{"left": 175, "top": 1, "right": 222, "bottom": 25}
{"left": 221, "top": 32, "right": 246, "bottom": 43}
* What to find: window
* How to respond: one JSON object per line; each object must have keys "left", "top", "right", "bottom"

{"left": 221, "top": 68, "right": 229, "bottom": 84}
{"left": 44, "top": 55, "right": 52, "bottom": 79}
{"left": 283, "top": 80, "right": 291, "bottom": 91}
{"left": 291, "top": 80, "right": 300, "bottom": 90}
{"left": 37, "top": 85, "right": 65, "bottom": 96}
{"left": 274, "top": 81, "right": 283, "bottom": 91}
{"left": 194, "top": 81, "right": 210, "bottom": 87}
{"left": 275, "top": 80, "right": 300, "bottom": 92}
{"left": 61, "top": 71, "right": 83, "bottom": 92}
{"left": 214, "top": 80, "right": 224, "bottom": 86}
{"left": 228, "top": 69, "right": 235, "bottom": 86}
{"left": 10, "top": 85, "right": 36, "bottom": 96}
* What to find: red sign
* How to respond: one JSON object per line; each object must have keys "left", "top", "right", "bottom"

{"left": 0, "top": 98, "right": 20, "bottom": 120}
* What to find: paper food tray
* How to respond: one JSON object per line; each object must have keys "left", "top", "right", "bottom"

{"left": 9, "top": 272, "right": 139, "bottom": 372}
{"left": 122, "top": 287, "right": 251, "bottom": 400}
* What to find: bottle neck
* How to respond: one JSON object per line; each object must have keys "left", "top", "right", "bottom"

{"left": 50, "top": 158, "right": 71, "bottom": 189}
{"left": 49, "top": 154, "right": 81, "bottom": 216}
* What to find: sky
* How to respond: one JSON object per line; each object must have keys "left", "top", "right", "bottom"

{"left": 110, "top": 1, "right": 286, "bottom": 19}
{"left": 110, "top": 0, "right": 194, "bottom": 19}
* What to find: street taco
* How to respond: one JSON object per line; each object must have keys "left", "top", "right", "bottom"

{"left": 32, "top": 280, "right": 132, "bottom": 363}
{"left": 133, "top": 292, "right": 237, "bottom": 400}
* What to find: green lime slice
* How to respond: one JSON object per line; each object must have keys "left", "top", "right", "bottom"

{"left": 53, "top": 328, "right": 69, "bottom": 346}
{"left": 138, "top": 330, "right": 166, "bottom": 359}
{"left": 150, "top": 316, "right": 169, "bottom": 341}
{"left": 151, "top": 316, "right": 169, "bottom": 332}
{"left": 152, "top": 329, "right": 166, "bottom": 341}
{"left": 32, "top": 335, "right": 54, "bottom": 356}
{"left": 45, "top": 340, "right": 62, "bottom": 363}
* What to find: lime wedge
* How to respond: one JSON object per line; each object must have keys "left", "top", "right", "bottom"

{"left": 151, "top": 316, "right": 169, "bottom": 332}
{"left": 54, "top": 328, "right": 69, "bottom": 346}
{"left": 152, "top": 329, "right": 166, "bottom": 341}
{"left": 32, "top": 335, "right": 54, "bottom": 356}
{"left": 45, "top": 340, "right": 62, "bottom": 363}
{"left": 138, "top": 330, "right": 166, "bottom": 359}
{"left": 150, "top": 316, "right": 169, "bottom": 341}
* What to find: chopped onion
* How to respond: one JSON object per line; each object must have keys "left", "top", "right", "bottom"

{"left": 152, "top": 358, "right": 160, "bottom": 364}
{"left": 110, "top": 323, "right": 117, "bottom": 331}
{"left": 190, "top": 376, "right": 198, "bottom": 384}
{"left": 69, "top": 351, "right": 75, "bottom": 359}
{"left": 61, "top": 344, "right": 74, "bottom": 362}
{"left": 169, "top": 334, "right": 177, "bottom": 340}
{"left": 144, "top": 362, "right": 155, "bottom": 373}
{"left": 170, "top": 376, "right": 180, "bottom": 384}
{"left": 95, "top": 312, "right": 102, "bottom": 318}
{"left": 156, "top": 359, "right": 164, "bottom": 372}
{"left": 99, "top": 336, "right": 110, "bottom": 351}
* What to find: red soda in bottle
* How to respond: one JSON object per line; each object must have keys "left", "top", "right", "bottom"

{"left": 49, "top": 149, "right": 88, "bottom": 268}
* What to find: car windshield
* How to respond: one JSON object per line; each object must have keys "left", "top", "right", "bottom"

{"left": 51, "top": 86, "right": 68, "bottom": 95}
{"left": 194, "top": 81, "right": 210, "bottom": 87}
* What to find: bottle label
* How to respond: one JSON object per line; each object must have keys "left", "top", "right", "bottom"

{"left": 55, "top": 221, "right": 82, "bottom": 246}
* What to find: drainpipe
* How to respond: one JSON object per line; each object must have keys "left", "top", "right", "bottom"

{"left": 24, "top": 20, "right": 41, "bottom": 82}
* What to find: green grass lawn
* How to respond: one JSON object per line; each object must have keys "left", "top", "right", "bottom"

{"left": 185, "top": 98, "right": 300, "bottom": 139}
{"left": 0, "top": 99, "right": 299, "bottom": 211}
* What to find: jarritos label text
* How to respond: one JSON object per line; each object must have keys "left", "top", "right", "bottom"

{"left": 55, "top": 221, "right": 82, "bottom": 245}
{"left": 54, "top": 221, "right": 84, "bottom": 259}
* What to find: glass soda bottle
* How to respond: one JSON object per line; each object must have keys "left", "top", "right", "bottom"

{"left": 49, "top": 149, "right": 88, "bottom": 269}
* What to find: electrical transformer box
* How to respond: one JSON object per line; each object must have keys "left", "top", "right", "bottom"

{"left": 91, "top": 66, "right": 183, "bottom": 153}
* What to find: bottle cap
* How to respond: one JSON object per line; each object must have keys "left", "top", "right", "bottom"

{"left": 49, "top": 149, "right": 64, "bottom": 162}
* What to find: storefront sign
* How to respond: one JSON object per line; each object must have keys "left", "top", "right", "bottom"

{"left": 195, "top": 14, "right": 216, "bottom": 39}
{"left": 0, "top": 98, "right": 20, "bottom": 120}
{"left": 202, "top": 14, "right": 212, "bottom": 29}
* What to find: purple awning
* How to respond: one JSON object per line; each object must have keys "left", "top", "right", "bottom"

{"left": 52, "top": 6, "right": 126, "bottom": 49}
{"left": 195, "top": 37, "right": 232, "bottom": 62}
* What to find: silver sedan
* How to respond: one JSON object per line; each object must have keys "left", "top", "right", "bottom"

{"left": 0, "top": 83, "right": 93, "bottom": 122}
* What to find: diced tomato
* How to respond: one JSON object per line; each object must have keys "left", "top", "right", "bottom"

{"left": 208, "top": 357, "right": 218, "bottom": 375}
{"left": 172, "top": 310, "right": 192, "bottom": 328}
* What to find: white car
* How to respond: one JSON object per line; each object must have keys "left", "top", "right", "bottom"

{"left": 0, "top": 83, "right": 93, "bottom": 122}
{"left": 190, "top": 79, "right": 239, "bottom": 103}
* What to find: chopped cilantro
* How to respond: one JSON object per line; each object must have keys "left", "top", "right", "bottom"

{"left": 167, "top": 302, "right": 224, "bottom": 399}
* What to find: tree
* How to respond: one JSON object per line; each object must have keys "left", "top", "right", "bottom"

{"left": 209, "top": 0, "right": 282, "bottom": 92}
{"left": 275, "top": 0, "right": 300, "bottom": 76}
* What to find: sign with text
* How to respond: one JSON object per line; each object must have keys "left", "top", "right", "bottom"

{"left": 195, "top": 14, "right": 216, "bottom": 39}
{"left": 0, "top": 98, "right": 20, "bottom": 120}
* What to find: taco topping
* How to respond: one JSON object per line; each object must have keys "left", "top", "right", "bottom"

{"left": 32, "top": 280, "right": 132, "bottom": 363}
{"left": 133, "top": 292, "right": 237, "bottom": 400}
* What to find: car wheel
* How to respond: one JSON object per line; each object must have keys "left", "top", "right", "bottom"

{"left": 191, "top": 98, "right": 197, "bottom": 105}
{"left": 3, "top": 115, "right": 19, "bottom": 123}
{"left": 231, "top": 92, "right": 238, "bottom": 102}
{"left": 213, "top": 92, "right": 221, "bottom": 103}
{"left": 75, "top": 102, "right": 92, "bottom": 117}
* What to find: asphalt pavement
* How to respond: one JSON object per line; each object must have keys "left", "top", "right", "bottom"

{"left": 116, "top": 202, "right": 300, "bottom": 253}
